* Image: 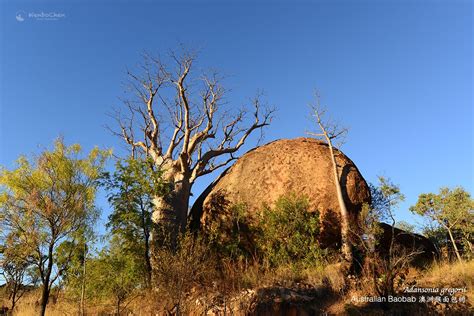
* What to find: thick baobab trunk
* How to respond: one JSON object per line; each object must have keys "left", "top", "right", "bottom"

{"left": 172, "top": 175, "right": 191, "bottom": 234}
{"left": 328, "top": 144, "right": 353, "bottom": 265}
{"left": 151, "top": 170, "right": 191, "bottom": 248}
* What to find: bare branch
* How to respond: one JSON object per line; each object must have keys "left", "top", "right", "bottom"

{"left": 190, "top": 95, "right": 274, "bottom": 182}
{"left": 307, "top": 92, "right": 348, "bottom": 148}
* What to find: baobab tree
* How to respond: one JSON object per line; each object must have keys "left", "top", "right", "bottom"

{"left": 112, "top": 49, "right": 273, "bottom": 249}
{"left": 307, "top": 93, "right": 353, "bottom": 266}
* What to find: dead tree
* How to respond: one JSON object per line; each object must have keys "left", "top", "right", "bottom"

{"left": 307, "top": 93, "right": 352, "bottom": 265}
{"left": 112, "top": 49, "right": 273, "bottom": 252}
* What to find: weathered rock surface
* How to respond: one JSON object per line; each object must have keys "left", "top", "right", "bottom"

{"left": 377, "top": 222, "right": 439, "bottom": 265}
{"left": 190, "top": 137, "right": 371, "bottom": 248}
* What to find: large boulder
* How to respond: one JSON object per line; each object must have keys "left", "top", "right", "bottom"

{"left": 377, "top": 222, "right": 439, "bottom": 266}
{"left": 190, "top": 137, "right": 371, "bottom": 248}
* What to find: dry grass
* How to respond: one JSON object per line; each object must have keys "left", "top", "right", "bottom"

{"left": 417, "top": 260, "right": 474, "bottom": 302}
{"left": 4, "top": 260, "right": 473, "bottom": 315}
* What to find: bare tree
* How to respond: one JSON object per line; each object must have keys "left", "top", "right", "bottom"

{"left": 307, "top": 93, "right": 352, "bottom": 265}
{"left": 112, "top": 48, "right": 273, "bottom": 250}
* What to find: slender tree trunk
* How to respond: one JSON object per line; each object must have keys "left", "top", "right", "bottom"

{"left": 138, "top": 197, "right": 152, "bottom": 287}
{"left": 116, "top": 298, "right": 121, "bottom": 316}
{"left": 39, "top": 246, "right": 54, "bottom": 316}
{"left": 387, "top": 214, "right": 396, "bottom": 296}
{"left": 39, "top": 285, "right": 50, "bottom": 316}
{"left": 327, "top": 142, "right": 353, "bottom": 264}
{"left": 143, "top": 223, "right": 152, "bottom": 287}
{"left": 80, "top": 243, "right": 87, "bottom": 316}
{"left": 446, "top": 227, "right": 463, "bottom": 263}
{"left": 11, "top": 287, "right": 17, "bottom": 311}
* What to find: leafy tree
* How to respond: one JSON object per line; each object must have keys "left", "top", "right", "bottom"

{"left": 395, "top": 221, "right": 416, "bottom": 234}
{"left": 356, "top": 182, "right": 394, "bottom": 254}
{"left": 102, "top": 157, "right": 166, "bottom": 287}
{"left": 421, "top": 223, "right": 449, "bottom": 258}
{"left": 410, "top": 187, "right": 474, "bottom": 263}
{"left": 200, "top": 190, "right": 254, "bottom": 260}
{"left": 356, "top": 181, "right": 396, "bottom": 254}
{"left": 0, "top": 250, "right": 35, "bottom": 311}
{"left": 0, "top": 139, "right": 109, "bottom": 316}
{"left": 256, "top": 193, "right": 322, "bottom": 267}
{"left": 55, "top": 239, "right": 89, "bottom": 315}
{"left": 86, "top": 236, "right": 141, "bottom": 315}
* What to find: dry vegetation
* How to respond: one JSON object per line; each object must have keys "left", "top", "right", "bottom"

{"left": 2, "top": 189, "right": 472, "bottom": 315}
{"left": 3, "top": 260, "right": 472, "bottom": 315}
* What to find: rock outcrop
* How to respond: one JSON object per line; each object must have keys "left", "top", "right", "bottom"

{"left": 190, "top": 137, "right": 371, "bottom": 248}
{"left": 377, "top": 222, "right": 439, "bottom": 266}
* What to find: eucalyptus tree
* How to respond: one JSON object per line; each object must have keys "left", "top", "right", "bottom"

{"left": 0, "top": 139, "right": 109, "bottom": 316}
{"left": 411, "top": 187, "right": 474, "bottom": 263}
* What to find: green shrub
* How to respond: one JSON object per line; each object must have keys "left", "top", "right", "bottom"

{"left": 255, "top": 193, "right": 324, "bottom": 268}
{"left": 202, "top": 190, "right": 255, "bottom": 260}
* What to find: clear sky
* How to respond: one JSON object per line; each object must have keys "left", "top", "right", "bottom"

{"left": 0, "top": 0, "right": 472, "bottom": 231}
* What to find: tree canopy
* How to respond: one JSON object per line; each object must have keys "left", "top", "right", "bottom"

{"left": 0, "top": 139, "right": 109, "bottom": 315}
{"left": 410, "top": 187, "right": 474, "bottom": 262}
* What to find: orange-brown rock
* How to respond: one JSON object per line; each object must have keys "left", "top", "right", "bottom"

{"left": 190, "top": 137, "right": 371, "bottom": 248}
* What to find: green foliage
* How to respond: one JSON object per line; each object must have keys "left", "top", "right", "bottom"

{"left": 256, "top": 193, "right": 323, "bottom": 268}
{"left": 422, "top": 224, "right": 449, "bottom": 249}
{"left": 201, "top": 189, "right": 254, "bottom": 260}
{"left": 377, "top": 176, "right": 405, "bottom": 214}
{"left": 0, "top": 251, "right": 35, "bottom": 309}
{"left": 361, "top": 177, "right": 406, "bottom": 243}
{"left": 357, "top": 202, "right": 382, "bottom": 253}
{"left": 410, "top": 187, "right": 473, "bottom": 228}
{"left": 395, "top": 221, "right": 416, "bottom": 233}
{"left": 0, "top": 138, "right": 109, "bottom": 312}
{"left": 208, "top": 203, "right": 251, "bottom": 259}
{"left": 56, "top": 240, "right": 88, "bottom": 301}
{"left": 410, "top": 187, "right": 474, "bottom": 259}
{"left": 55, "top": 240, "right": 84, "bottom": 276}
{"left": 84, "top": 236, "right": 141, "bottom": 313}
{"left": 101, "top": 156, "right": 165, "bottom": 287}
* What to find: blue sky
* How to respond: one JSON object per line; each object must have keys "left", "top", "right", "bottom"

{"left": 0, "top": 0, "right": 472, "bottom": 231}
